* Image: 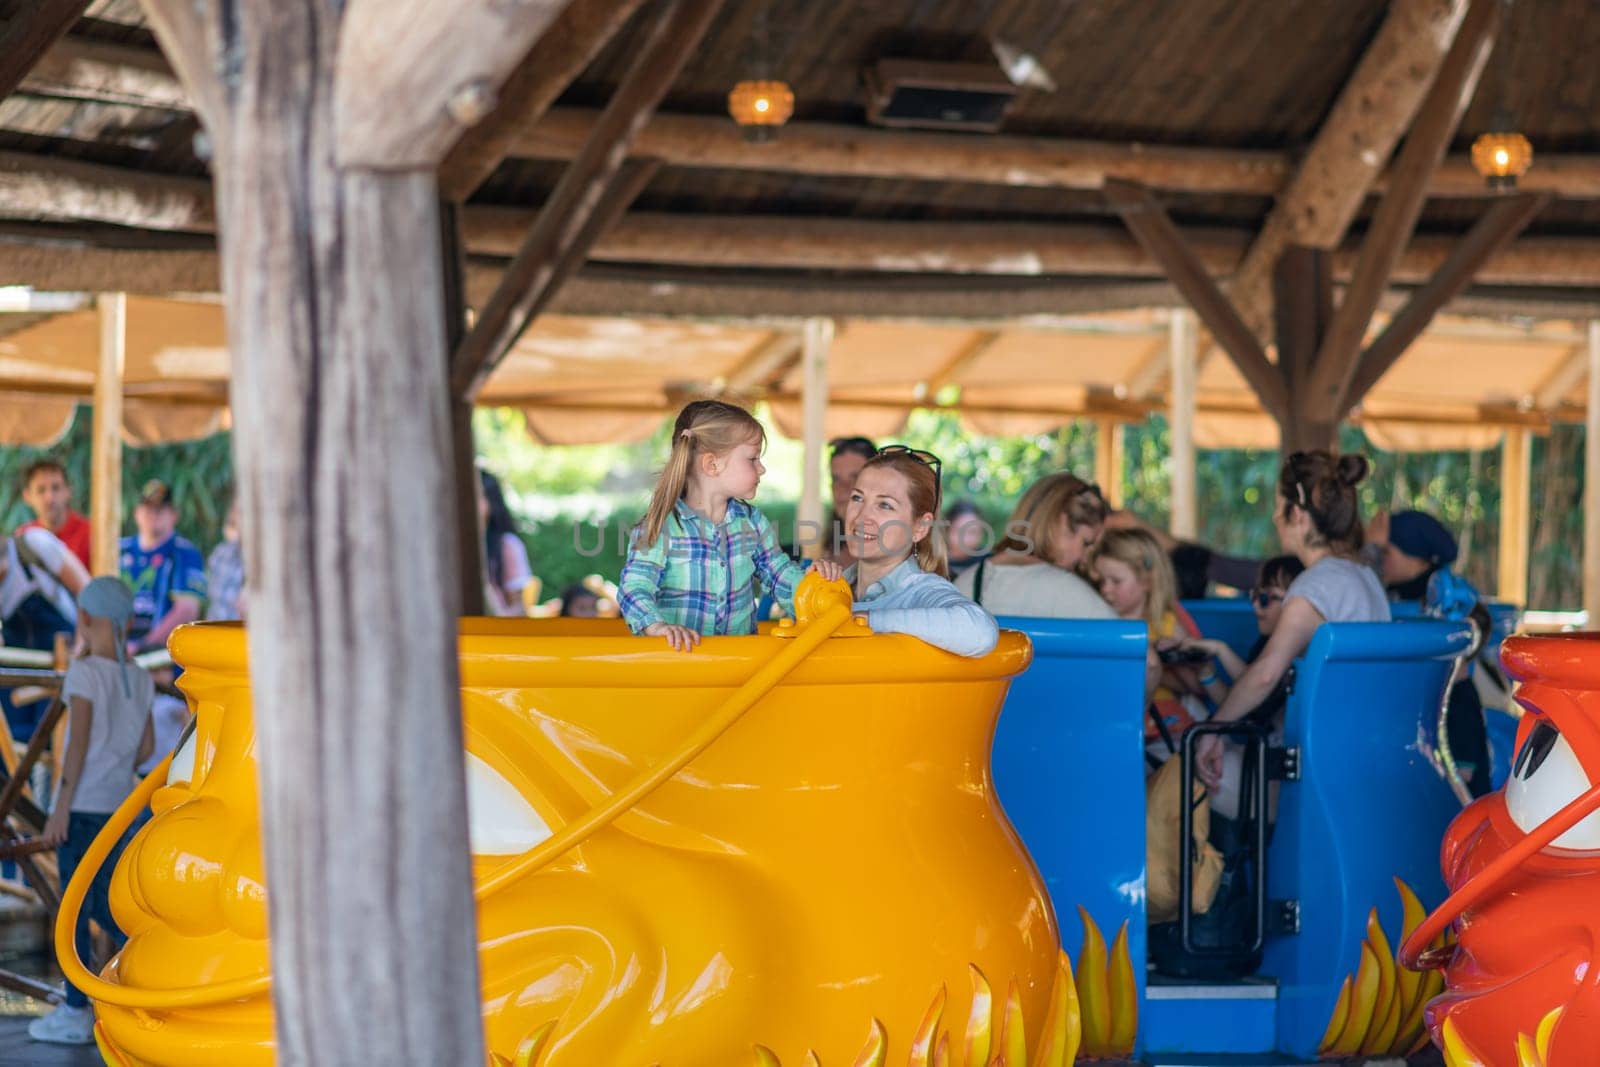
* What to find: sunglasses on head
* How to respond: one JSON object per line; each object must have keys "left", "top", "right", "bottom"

{"left": 874, "top": 444, "right": 943, "bottom": 479}
{"left": 1252, "top": 589, "right": 1285, "bottom": 609}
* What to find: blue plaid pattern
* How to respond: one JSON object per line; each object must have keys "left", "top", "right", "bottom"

{"left": 620, "top": 499, "right": 804, "bottom": 636}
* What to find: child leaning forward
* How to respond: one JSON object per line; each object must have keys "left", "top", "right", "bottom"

{"left": 620, "top": 400, "right": 839, "bottom": 651}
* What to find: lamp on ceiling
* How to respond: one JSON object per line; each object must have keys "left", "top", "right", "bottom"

{"left": 1471, "top": 115, "right": 1533, "bottom": 190}
{"left": 728, "top": 0, "right": 792, "bottom": 143}
{"left": 1471, "top": 0, "right": 1533, "bottom": 190}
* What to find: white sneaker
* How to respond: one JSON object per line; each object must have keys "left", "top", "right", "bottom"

{"left": 27, "top": 1002, "right": 95, "bottom": 1045}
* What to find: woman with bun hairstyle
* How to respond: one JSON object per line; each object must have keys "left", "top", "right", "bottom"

{"left": 1195, "top": 451, "right": 1389, "bottom": 788}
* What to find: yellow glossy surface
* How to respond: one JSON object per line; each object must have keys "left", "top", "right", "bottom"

{"left": 81, "top": 577, "right": 1063, "bottom": 1065}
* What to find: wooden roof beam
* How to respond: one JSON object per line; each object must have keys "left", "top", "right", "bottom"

{"left": 0, "top": 1, "right": 91, "bottom": 101}
{"left": 721, "top": 331, "right": 803, "bottom": 393}
{"left": 1227, "top": 0, "right": 1473, "bottom": 344}
{"left": 1303, "top": 0, "right": 1501, "bottom": 420}
{"left": 1533, "top": 344, "right": 1589, "bottom": 410}
{"left": 1345, "top": 191, "right": 1552, "bottom": 406}
{"left": 450, "top": 0, "right": 727, "bottom": 397}
{"left": 20, "top": 32, "right": 187, "bottom": 109}
{"left": 1104, "top": 178, "right": 1288, "bottom": 421}
{"left": 438, "top": 0, "right": 650, "bottom": 201}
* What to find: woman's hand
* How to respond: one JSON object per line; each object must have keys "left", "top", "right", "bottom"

{"left": 809, "top": 559, "right": 844, "bottom": 582}
{"left": 40, "top": 806, "right": 68, "bottom": 848}
{"left": 1178, "top": 636, "right": 1227, "bottom": 658}
{"left": 643, "top": 622, "right": 701, "bottom": 652}
{"left": 1195, "top": 733, "right": 1224, "bottom": 789}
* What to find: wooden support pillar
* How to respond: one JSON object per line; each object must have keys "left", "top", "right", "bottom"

{"left": 798, "top": 317, "right": 833, "bottom": 560}
{"left": 442, "top": 202, "right": 485, "bottom": 616}
{"left": 91, "top": 292, "right": 124, "bottom": 577}
{"left": 1095, "top": 418, "right": 1125, "bottom": 510}
{"left": 1168, "top": 308, "right": 1198, "bottom": 539}
{"left": 1498, "top": 427, "right": 1532, "bottom": 607}
{"left": 1587, "top": 320, "right": 1600, "bottom": 622}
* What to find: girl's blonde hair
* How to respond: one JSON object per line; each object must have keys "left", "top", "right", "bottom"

{"left": 995, "top": 472, "right": 1108, "bottom": 561}
{"left": 1090, "top": 527, "right": 1178, "bottom": 632}
{"left": 858, "top": 449, "right": 948, "bottom": 578}
{"left": 638, "top": 400, "right": 765, "bottom": 548}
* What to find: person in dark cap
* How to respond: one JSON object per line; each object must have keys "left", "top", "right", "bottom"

{"left": 1368, "top": 507, "right": 1490, "bottom": 795}
{"left": 1370, "top": 509, "right": 1458, "bottom": 602}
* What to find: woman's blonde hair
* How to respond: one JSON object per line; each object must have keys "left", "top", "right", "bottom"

{"left": 1090, "top": 527, "right": 1178, "bottom": 632}
{"left": 858, "top": 449, "right": 948, "bottom": 578}
{"left": 638, "top": 400, "right": 765, "bottom": 548}
{"left": 995, "top": 472, "right": 1108, "bottom": 563}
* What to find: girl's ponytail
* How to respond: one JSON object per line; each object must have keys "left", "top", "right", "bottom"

{"left": 639, "top": 430, "right": 695, "bottom": 549}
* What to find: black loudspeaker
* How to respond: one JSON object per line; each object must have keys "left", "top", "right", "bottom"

{"left": 864, "top": 59, "right": 1017, "bottom": 133}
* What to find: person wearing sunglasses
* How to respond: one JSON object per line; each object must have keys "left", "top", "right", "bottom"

{"left": 844, "top": 445, "right": 998, "bottom": 658}
{"left": 1169, "top": 555, "right": 1306, "bottom": 709}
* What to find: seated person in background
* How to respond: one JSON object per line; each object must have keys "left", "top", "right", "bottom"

{"left": 18, "top": 459, "right": 91, "bottom": 570}
{"left": 205, "top": 498, "right": 246, "bottom": 622}
{"left": 943, "top": 500, "right": 991, "bottom": 578}
{"left": 0, "top": 523, "right": 88, "bottom": 738}
{"left": 1366, "top": 508, "right": 1492, "bottom": 795}
{"left": 120, "top": 480, "right": 205, "bottom": 774}
{"left": 1196, "top": 451, "right": 1390, "bottom": 790}
{"left": 846, "top": 447, "right": 997, "bottom": 658}
{"left": 1104, "top": 510, "right": 1262, "bottom": 596}
{"left": 479, "top": 469, "right": 533, "bottom": 617}
{"left": 559, "top": 583, "right": 600, "bottom": 618}
{"left": 823, "top": 436, "right": 876, "bottom": 566}
{"left": 1091, "top": 528, "right": 1203, "bottom": 758}
{"left": 955, "top": 472, "right": 1114, "bottom": 620}
{"left": 1173, "top": 555, "right": 1306, "bottom": 715}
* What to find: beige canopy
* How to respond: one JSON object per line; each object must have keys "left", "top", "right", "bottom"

{"left": 0, "top": 295, "right": 1582, "bottom": 452}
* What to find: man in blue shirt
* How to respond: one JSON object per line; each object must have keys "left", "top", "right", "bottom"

{"left": 120, "top": 479, "right": 206, "bottom": 776}
{"left": 120, "top": 479, "right": 206, "bottom": 654}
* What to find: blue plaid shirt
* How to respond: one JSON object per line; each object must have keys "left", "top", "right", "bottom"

{"left": 620, "top": 499, "right": 805, "bottom": 636}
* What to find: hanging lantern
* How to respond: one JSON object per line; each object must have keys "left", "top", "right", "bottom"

{"left": 1471, "top": 129, "right": 1534, "bottom": 190}
{"left": 728, "top": 79, "right": 794, "bottom": 142}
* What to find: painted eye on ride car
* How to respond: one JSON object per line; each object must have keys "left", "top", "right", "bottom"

{"left": 1505, "top": 720, "right": 1600, "bottom": 850}
{"left": 466, "top": 752, "right": 552, "bottom": 856}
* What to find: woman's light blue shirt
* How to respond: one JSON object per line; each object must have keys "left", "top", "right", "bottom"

{"left": 850, "top": 558, "right": 999, "bottom": 658}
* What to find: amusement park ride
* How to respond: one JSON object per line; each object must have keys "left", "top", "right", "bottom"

{"left": 47, "top": 574, "right": 1586, "bottom": 1065}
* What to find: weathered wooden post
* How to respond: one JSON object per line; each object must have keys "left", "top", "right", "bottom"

{"left": 138, "top": 2, "right": 582, "bottom": 1062}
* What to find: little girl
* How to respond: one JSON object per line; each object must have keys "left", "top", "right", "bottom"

{"left": 1091, "top": 527, "right": 1203, "bottom": 757}
{"left": 845, "top": 446, "right": 998, "bottom": 657}
{"left": 30, "top": 577, "right": 154, "bottom": 1046}
{"left": 620, "top": 400, "right": 839, "bottom": 651}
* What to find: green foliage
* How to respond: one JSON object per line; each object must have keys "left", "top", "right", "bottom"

{"left": 0, "top": 406, "right": 235, "bottom": 552}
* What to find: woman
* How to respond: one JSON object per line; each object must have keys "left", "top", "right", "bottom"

{"left": 479, "top": 469, "right": 534, "bottom": 617}
{"left": 954, "top": 472, "right": 1114, "bottom": 619}
{"left": 846, "top": 446, "right": 998, "bottom": 658}
{"left": 1194, "top": 451, "right": 1389, "bottom": 788}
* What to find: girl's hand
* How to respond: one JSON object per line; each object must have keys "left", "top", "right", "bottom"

{"left": 644, "top": 622, "right": 700, "bottom": 652}
{"left": 1178, "top": 636, "right": 1226, "bottom": 658}
{"left": 809, "top": 560, "right": 844, "bottom": 582}
{"left": 40, "top": 806, "right": 68, "bottom": 847}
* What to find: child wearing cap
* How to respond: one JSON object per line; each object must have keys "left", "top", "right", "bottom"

{"left": 29, "top": 577, "right": 154, "bottom": 1047}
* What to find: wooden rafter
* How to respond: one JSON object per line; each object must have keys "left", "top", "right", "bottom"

{"left": 452, "top": 156, "right": 661, "bottom": 396}
{"left": 23, "top": 32, "right": 187, "bottom": 109}
{"left": 451, "top": 0, "right": 726, "bottom": 397}
{"left": 1345, "top": 191, "right": 1553, "bottom": 407}
{"left": 721, "top": 331, "right": 803, "bottom": 393}
{"left": 1103, "top": 178, "right": 1288, "bottom": 421}
{"left": 923, "top": 331, "right": 1002, "bottom": 397}
{"left": 1533, "top": 344, "right": 1588, "bottom": 409}
{"left": 0, "top": 0, "right": 91, "bottom": 101}
{"left": 438, "top": 0, "right": 650, "bottom": 201}
{"left": 1227, "top": 0, "right": 1473, "bottom": 342}
{"left": 333, "top": 0, "right": 579, "bottom": 169}
{"left": 1302, "top": 0, "right": 1500, "bottom": 419}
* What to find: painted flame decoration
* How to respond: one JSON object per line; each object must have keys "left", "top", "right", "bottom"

{"left": 1441, "top": 1007, "right": 1564, "bottom": 1067}
{"left": 1317, "top": 878, "right": 1449, "bottom": 1059}
{"left": 484, "top": 907, "right": 1143, "bottom": 1065}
